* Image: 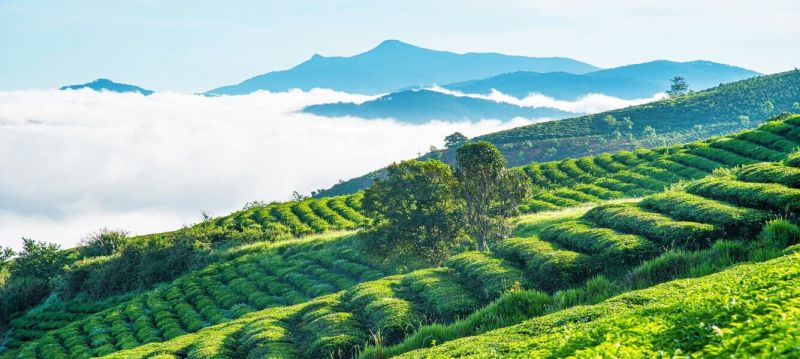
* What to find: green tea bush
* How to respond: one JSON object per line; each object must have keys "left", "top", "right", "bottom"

{"left": 446, "top": 252, "right": 527, "bottom": 299}
{"left": 639, "top": 191, "right": 768, "bottom": 235}
{"left": 649, "top": 158, "right": 708, "bottom": 179}
{"left": 494, "top": 237, "right": 597, "bottom": 290}
{"left": 584, "top": 203, "right": 720, "bottom": 248}
{"left": 669, "top": 152, "right": 723, "bottom": 172}
{"left": 540, "top": 162, "right": 571, "bottom": 183}
{"left": 303, "top": 312, "right": 365, "bottom": 358}
{"left": 539, "top": 221, "right": 658, "bottom": 265}
{"left": 576, "top": 156, "right": 608, "bottom": 176}
{"left": 522, "top": 164, "right": 550, "bottom": 185}
{"left": 530, "top": 191, "right": 581, "bottom": 208}
{"left": 593, "top": 153, "right": 629, "bottom": 173}
{"left": 710, "top": 137, "right": 786, "bottom": 162}
{"left": 611, "top": 171, "right": 668, "bottom": 191}
{"left": 401, "top": 269, "right": 478, "bottom": 320}
{"left": 687, "top": 143, "right": 758, "bottom": 166}
{"left": 572, "top": 184, "right": 622, "bottom": 200}
{"left": 291, "top": 201, "right": 330, "bottom": 233}
{"left": 685, "top": 176, "right": 800, "bottom": 214}
{"left": 737, "top": 129, "right": 800, "bottom": 152}
{"left": 736, "top": 162, "right": 800, "bottom": 188}
{"left": 558, "top": 159, "right": 589, "bottom": 180}
{"left": 310, "top": 198, "right": 355, "bottom": 229}
{"left": 551, "top": 188, "right": 599, "bottom": 203}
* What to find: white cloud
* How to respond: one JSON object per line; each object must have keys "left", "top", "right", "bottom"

{"left": 0, "top": 89, "right": 543, "bottom": 250}
{"left": 426, "top": 85, "right": 666, "bottom": 114}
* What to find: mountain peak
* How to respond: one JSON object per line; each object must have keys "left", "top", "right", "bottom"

{"left": 60, "top": 78, "right": 154, "bottom": 95}
{"left": 369, "top": 39, "right": 421, "bottom": 53}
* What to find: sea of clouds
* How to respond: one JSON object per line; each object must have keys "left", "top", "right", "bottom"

{"left": 0, "top": 88, "right": 659, "bottom": 250}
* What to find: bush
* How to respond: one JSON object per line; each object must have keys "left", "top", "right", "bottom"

{"left": 709, "top": 137, "right": 786, "bottom": 162}
{"left": 494, "top": 237, "right": 597, "bottom": 290}
{"left": 736, "top": 162, "right": 800, "bottom": 188}
{"left": 539, "top": 221, "right": 658, "bottom": 265}
{"left": 79, "top": 229, "right": 129, "bottom": 257}
{"left": 446, "top": 252, "right": 527, "bottom": 299}
{"left": 685, "top": 176, "right": 800, "bottom": 214}
{"left": 639, "top": 191, "right": 768, "bottom": 236}
{"left": 584, "top": 203, "right": 720, "bottom": 248}
{"left": 759, "top": 219, "right": 800, "bottom": 248}
{"left": 401, "top": 269, "right": 478, "bottom": 320}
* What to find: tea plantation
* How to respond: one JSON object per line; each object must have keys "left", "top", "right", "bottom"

{"left": 3, "top": 117, "right": 800, "bottom": 358}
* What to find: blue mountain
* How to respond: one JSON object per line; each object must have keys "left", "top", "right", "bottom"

{"left": 59, "top": 78, "right": 154, "bottom": 95}
{"left": 445, "top": 60, "right": 760, "bottom": 100}
{"left": 204, "top": 40, "right": 598, "bottom": 95}
{"left": 304, "top": 90, "right": 576, "bottom": 123}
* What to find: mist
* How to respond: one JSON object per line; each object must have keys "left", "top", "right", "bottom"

{"left": 0, "top": 89, "right": 544, "bottom": 250}
{"left": 426, "top": 86, "right": 666, "bottom": 114}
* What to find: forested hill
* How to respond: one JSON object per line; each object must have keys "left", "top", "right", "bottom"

{"left": 315, "top": 69, "right": 800, "bottom": 197}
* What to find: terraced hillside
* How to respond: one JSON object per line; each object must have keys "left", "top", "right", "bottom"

{"left": 0, "top": 234, "right": 390, "bottom": 358}
{"left": 401, "top": 251, "right": 800, "bottom": 358}
{"left": 520, "top": 113, "right": 800, "bottom": 212}
{"left": 7, "top": 150, "right": 799, "bottom": 358}
{"left": 316, "top": 69, "right": 800, "bottom": 197}
{"left": 205, "top": 194, "right": 368, "bottom": 237}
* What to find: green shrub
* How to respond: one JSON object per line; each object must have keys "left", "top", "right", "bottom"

{"left": 401, "top": 269, "right": 478, "bottom": 319}
{"left": 709, "top": 137, "right": 786, "bottom": 162}
{"left": 736, "top": 162, "right": 800, "bottom": 188}
{"left": 584, "top": 203, "right": 720, "bottom": 248}
{"left": 639, "top": 191, "right": 768, "bottom": 236}
{"left": 573, "top": 184, "right": 622, "bottom": 200}
{"left": 446, "top": 252, "right": 527, "bottom": 299}
{"left": 685, "top": 176, "right": 800, "bottom": 214}
{"left": 687, "top": 143, "right": 758, "bottom": 166}
{"left": 539, "top": 221, "right": 658, "bottom": 265}
{"left": 737, "top": 129, "right": 800, "bottom": 152}
{"left": 668, "top": 152, "right": 723, "bottom": 172}
{"left": 494, "top": 237, "right": 597, "bottom": 290}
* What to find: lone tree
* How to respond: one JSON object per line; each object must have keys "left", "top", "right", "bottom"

{"left": 444, "top": 132, "right": 468, "bottom": 149}
{"left": 455, "top": 141, "right": 531, "bottom": 251}
{"left": 362, "top": 159, "right": 464, "bottom": 264}
{"left": 667, "top": 76, "right": 689, "bottom": 97}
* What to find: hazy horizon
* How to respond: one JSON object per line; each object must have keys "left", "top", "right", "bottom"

{"left": 2, "top": 0, "right": 798, "bottom": 92}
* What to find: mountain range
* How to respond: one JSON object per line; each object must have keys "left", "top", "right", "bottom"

{"left": 59, "top": 78, "right": 154, "bottom": 95}
{"left": 204, "top": 40, "right": 599, "bottom": 95}
{"left": 444, "top": 60, "right": 759, "bottom": 100}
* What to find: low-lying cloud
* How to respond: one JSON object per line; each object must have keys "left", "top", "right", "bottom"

{"left": 0, "top": 89, "right": 543, "bottom": 250}
{"left": 427, "top": 86, "right": 666, "bottom": 114}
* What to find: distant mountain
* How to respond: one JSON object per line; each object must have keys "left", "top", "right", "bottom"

{"left": 59, "top": 78, "right": 154, "bottom": 95}
{"left": 314, "top": 69, "right": 800, "bottom": 197}
{"left": 204, "top": 40, "right": 598, "bottom": 95}
{"left": 445, "top": 60, "right": 760, "bottom": 100}
{"left": 304, "top": 90, "right": 575, "bottom": 123}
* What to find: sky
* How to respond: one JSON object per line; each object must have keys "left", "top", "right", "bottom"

{"left": 1, "top": 0, "right": 798, "bottom": 92}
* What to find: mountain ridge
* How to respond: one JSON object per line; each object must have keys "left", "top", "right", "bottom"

{"left": 204, "top": 40, "right": 599, "bottom": 95}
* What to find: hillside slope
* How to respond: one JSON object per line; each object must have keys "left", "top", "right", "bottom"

{"left": 315, "top": 69, "right": 800, "bottom": 197}
{"left": 402, "top": 251, "right": 800, "bottom": 358}
{"left": 205, "top": 40, "right": 597, "bottom": 96}
{"left": 6, "top": 144, "right": 800, "bottom": 358}
{"left": 303, "top": 89, "right": 575, "bottom": 123}
{"left": 445, "top": 60, "right": 759, "bottom": 100}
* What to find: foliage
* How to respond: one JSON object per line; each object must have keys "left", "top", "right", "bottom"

{"left": 78, "top": 229, "right": 130, "bottom": 258}
{"left": 456, "top": 141, "right": 531, "bottom": 250}
{"left": 362, "top": 160, "right": 465, "bottom": 264}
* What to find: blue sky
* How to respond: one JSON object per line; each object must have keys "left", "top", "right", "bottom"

{"left": 1, "top": 0, "right": 798, "bottom": 92}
